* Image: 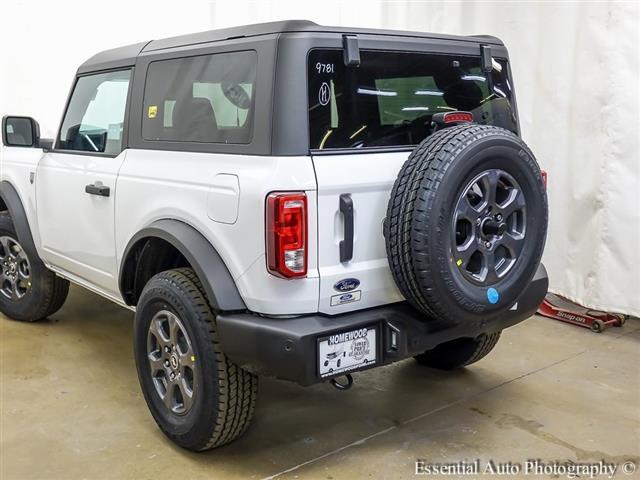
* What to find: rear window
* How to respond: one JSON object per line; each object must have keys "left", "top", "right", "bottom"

{"left": 143, "top": 50, "right": 257, "bottom": 144}
{"left": 308, "top": 49, "right": 517, "bottom": 150}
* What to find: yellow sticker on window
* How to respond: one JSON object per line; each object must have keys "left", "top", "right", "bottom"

{"left": 148, "top": 105, "right": 158, "bottom": 119}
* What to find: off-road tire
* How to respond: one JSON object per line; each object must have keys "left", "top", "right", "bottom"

{"left": 0, "top": 212, "right": 69, "bottom": 322}
{"left": 385, "top": 124, "right": 547, "bottom": 323}
{"left": 134, "top": 268, "right": 257, "bottom": 451}
{"left": 414, "top": 331, "right": 502, "bottom": 370}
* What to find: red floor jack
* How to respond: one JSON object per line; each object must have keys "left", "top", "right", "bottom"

{"left": 538, "top": 293, "right": 628, "bottom": 333}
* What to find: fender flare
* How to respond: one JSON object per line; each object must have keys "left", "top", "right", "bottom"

{"left": 119, "top": 219, "right": 246, "bottom": 312}
{"left": 0, "top": 181, "right": 40, "bottom": 260}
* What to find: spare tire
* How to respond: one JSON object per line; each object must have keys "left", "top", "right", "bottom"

{"left": 385, "top": 124, "right": 548, "bottom": 323}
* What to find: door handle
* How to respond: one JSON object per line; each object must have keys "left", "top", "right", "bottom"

{"left": 85, "top": 183, "right": 110, "bottom": 197}
{"left": 339, "top": 194, "right": 354, "bottom": 263}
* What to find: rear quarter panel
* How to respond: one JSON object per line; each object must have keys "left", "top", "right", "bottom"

{"left": 115, "top": 150, "right": 320, "bottom": 315}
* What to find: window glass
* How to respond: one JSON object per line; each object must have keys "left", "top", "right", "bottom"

{"left": 142, "top": 51, "right": 257, "bottom": 144}
{"left": 58, "top": 70, "right": 131, "bottom": 154}
{"left": 308, "top": 50, "right": 518, "bottom": 150}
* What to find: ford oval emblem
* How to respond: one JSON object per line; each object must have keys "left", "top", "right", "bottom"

{"left": 333, "top": 278, "right": 360, "bottom": 292}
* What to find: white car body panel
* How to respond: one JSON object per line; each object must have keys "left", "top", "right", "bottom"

{"left": 1, "top": 147, "right": 129, "bottom": 306}
{"left": 2, "top": 144, "right": 405, "bottom": 317}
{"left": 311, "top": 152, "right": 407, "bottom": 314}
{"left": 0, "top": 148, "right": 43, "bottom": 252}
{"left": 36, "top": 151, "right": 126, "bottom": 294}
{"left": 114, "top": 149, "right": 320, "bottom": 315}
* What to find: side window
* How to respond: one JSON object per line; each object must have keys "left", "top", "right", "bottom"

{"left": 142, "top": 50, "right": 257, "bottom": 144}
{"left": 58, "top": 70, "right": 131, "bottom": 155}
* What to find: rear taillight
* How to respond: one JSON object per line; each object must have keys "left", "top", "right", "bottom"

{"left": 541, "top": 170, "right": 548, "bottom": 189}
{"left": 266, "top": 192, "right": 307, "bottom": 278}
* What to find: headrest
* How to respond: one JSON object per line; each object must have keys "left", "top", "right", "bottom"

{"left": 442, "top": 80, "right": 484, "bottom": 112}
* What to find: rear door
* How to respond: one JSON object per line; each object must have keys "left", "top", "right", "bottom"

{"left": 312, "top": 151, "right": 407, "bottom": 314}
{"left": 308, "top": 48, "right": 518, "bottom": 314}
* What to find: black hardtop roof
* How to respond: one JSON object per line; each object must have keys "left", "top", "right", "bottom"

{"left": 77, "top": 20, "right": 503, "bottom": 74}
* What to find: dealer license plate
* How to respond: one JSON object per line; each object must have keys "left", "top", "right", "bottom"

{"left": 318, "top": 326, "right": 377, "bottom": 378}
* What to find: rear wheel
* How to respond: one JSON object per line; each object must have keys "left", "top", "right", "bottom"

{"left": 134, "top": 268, "right": 257, "bottom": 451}
{"left": 415, "top": 332, "right": 502, "bottom": 370}
{"left": 0, "top": 212, "right": 69, "bottom": 322}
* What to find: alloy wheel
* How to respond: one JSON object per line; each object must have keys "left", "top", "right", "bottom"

{"left": 147, "top": 310, "right": 197, "bottom": 415}
{"left": 0, "top": 236, "right": 32, "bottom": 300}
{"left": 452, "top": 169, "right": 527, "bottom": 285}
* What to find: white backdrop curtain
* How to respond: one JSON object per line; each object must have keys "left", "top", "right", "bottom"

{"left": 1, "top": 0, "right": 638, "bottom": 315}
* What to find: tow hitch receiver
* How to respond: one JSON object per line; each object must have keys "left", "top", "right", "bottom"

{"left": 330, "top": 374, "right": 354, "bottom": 391}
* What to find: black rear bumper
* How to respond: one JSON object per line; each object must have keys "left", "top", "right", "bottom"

{"left": 217, "top": 264, "right": 548, "bottom": 386}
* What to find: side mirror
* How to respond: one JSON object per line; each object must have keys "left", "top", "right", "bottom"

{"left": 2, "top": 115, "right": 45, "bottom": 148}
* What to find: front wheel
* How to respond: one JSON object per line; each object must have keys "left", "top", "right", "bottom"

{"left": 133, "top": 268, "right": 257, "bottom": 451}
{"left": 0, "top": 212, "right": 69, "bottom": 322}
{"left": 414, "top": 331, "right": 502, "bottom": 370}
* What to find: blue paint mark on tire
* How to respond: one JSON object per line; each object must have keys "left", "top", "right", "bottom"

{"left": 487, "top": 288, "right": 500, "bottom": 304}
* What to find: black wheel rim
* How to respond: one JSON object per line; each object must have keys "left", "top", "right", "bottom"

{"left": 0, "top": 236, "right": 32, "bottom": 300}
{"left": 147, "top": 310, "right": 197, "bottom": 416}
{"left": 452, "top": 169, "right": 526, "bottom": 286}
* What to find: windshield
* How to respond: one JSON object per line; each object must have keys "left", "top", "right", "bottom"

{"left": 308, "top": 49, "right": 517, "bottom": 150}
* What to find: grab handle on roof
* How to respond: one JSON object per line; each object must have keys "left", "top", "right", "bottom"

{"left": 343, "top": 35, "right": 361, "bottom": 67}
{"left": 481, "top": 44, "right": 493, "bottom": 72}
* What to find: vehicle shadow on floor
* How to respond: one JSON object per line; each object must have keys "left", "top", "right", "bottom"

{"left": 15, "top": 286, "right": 569, "bottom": 479}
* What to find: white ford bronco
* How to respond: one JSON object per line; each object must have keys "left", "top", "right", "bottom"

{"left": 0, "top": 20, "right": 548, "bottom": 451}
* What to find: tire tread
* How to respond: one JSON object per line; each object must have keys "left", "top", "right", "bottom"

{"left": 148, "top": 268, "right": 257, "bottom": 451}
{"left": 414, "top": 331, "right": 502, "bottom": 370}
{"left": 385, "top": 124, "right": 546, "bottom": 322}
{"left": 0, "top": 212, "right": 69, "bottom": 322}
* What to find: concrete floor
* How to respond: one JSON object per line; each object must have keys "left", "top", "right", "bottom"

{"left": 1, "top": 285, "right": 639, "bottom": 480}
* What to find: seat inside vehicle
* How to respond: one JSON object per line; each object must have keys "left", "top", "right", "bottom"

{"left": 171, "top": 96, "right": 221, "bottom": 143}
